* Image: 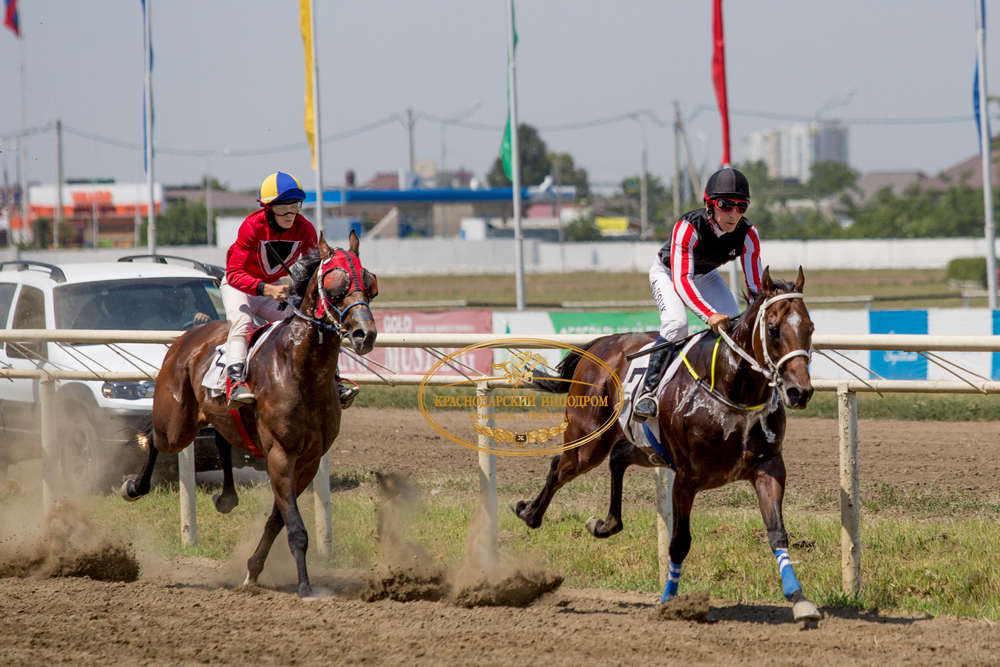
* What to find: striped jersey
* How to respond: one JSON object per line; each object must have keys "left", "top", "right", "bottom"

{"left": 656, "top": 209, "right": 763, "bottom": 321}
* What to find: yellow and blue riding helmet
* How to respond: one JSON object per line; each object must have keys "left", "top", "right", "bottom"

{"left": 258, "top": 172, "right": 306, "bottom": 206}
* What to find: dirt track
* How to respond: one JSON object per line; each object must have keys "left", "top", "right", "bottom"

{"left": 2, "top": 411, "right": 1000, "bottom": 666}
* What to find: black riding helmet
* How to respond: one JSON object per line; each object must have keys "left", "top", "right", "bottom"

{"left": 704, "top": 167, "right": 751, "bottom": 201}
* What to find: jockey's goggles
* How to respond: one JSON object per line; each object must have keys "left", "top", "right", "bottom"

{"left": 269, "top": 202, "right": 302, "bottom": 216}
{"left": 710, "top": 198, "right": 749, "bottom": 214}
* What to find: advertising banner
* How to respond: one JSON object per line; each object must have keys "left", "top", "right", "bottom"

{"left": 869, "top": 310, "right": 928, "bottom": 380}
{"left": 339, "top": 310, "right": 493, "bottom": 376}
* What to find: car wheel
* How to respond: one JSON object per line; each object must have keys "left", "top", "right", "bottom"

{"left": 60, "top": 409, "right": 117, "bottom": 494}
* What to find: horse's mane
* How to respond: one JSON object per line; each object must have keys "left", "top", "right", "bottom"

{"left": 288, "top": 248, "right": 322, "bottom": 298}
{"left": 730, "top": 279, "right": 798, "bottom": 337}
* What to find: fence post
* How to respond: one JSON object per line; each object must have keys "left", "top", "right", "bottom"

{"left": 654, "top": 467, "right": 674, "bottom": 588}
{"left": 313, "top": 452, "right": 333, "bottom": 558}
{"left": 838, "top": 384, "right": 861, "bottom": 597}
{"left": 476, "top": 381, "right": 498, "bottom": 562}
{"left": 40, "top": 378, "right": 58, "bottom": 516}
{"left": 178, "top": 446, "right": 197, "bottom": 547}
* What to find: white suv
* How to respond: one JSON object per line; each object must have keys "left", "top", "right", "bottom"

{"left": 0, "top": 256, "right": 261, "bottom": 491}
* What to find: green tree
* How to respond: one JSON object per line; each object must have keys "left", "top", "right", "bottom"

{"left": 153, "top": 198, "right": 210, "bottom": 246}
{"left": 548, "top": 152, "right": 589, "bottom": 200}
{"left": 807, "top": 161, "right": 859, "bottom": 200}
{"left": 564, "top": 215, "right": 602, "bottom": 241}
{"left": 487, "top": 123, "right": 552, "bottom": 187}
{"left": 200, "top": 174, "right": 229, "bottom": 191}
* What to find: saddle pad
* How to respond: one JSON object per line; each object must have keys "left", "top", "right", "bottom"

{"left": 616, "top": 332, "right": 706, "bottom": 451}
{"left": 201, "top": 323, "right": 280, "bottom": 396}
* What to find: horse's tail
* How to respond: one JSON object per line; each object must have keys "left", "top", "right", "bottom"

{"left": 527, "top": 340, "right": 598, "bottom": 394}
{"left": 125, "top": 416, "right": 154, "bottom": 452}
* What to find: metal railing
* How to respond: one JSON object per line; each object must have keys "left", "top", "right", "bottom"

{"left": 1, "top": 329, "right": 998, "bottom": 597}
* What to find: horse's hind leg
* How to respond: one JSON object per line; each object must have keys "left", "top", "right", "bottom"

{"left": 753, "top": 455, "right": 821, "bottom": 623}
{"left": 121, "top": 423, "right": 157, "bottom": 502}
{"left": 212, "top": 432, "right": 239, "bottom": 514}
{"left": 586, "top": 439, "right": 651, "bottom": 539}
{"left": 245, "top": 501, "right": 284, "bottom": 586}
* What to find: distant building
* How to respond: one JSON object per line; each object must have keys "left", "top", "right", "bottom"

{"left": 742, "top": 121, "right": 849, "bottom": 183}
{"left": 27, "top": 181, "right": 163, "bottom": 247}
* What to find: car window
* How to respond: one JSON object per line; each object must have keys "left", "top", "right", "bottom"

{"left": 54, "top": 278, "right": 225, "bottom": 331}
{"left": 8, "top": 285, "right": 47, "bottom": 360}
{"left": 0, "top": 283, "right": 17, "bottom": 328}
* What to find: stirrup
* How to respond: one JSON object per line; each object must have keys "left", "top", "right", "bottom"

{"left": 338, "top": 381, "right": 359, "bottom": 409}
{"left": 632, "top": 394, "right": 658, "bottom": 423}
{"left": 227, "top": 383, "right": 255, "bottom": 409}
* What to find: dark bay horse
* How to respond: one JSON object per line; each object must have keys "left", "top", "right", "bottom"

{"left": 513, "top": 267, "right": 822, "bottom": 621}
{"left": 122, "top": 231, "right": 377, "bottom": 599}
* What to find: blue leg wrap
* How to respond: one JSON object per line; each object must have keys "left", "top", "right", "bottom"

{"left": 774, "top": 549, "right": 802, "bottom": 601}
{"left": 661, "top": 561, "right": 682, "bottom": 603}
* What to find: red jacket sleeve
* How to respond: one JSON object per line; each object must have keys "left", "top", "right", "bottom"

{"left": 225, "top": 217, "right": 265, "bottom": 294}
{"left": 670, "top": 219, "right": 716, "bottom": 322}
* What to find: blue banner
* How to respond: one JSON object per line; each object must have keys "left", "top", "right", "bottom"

{"left": 870, "top": 311, "right": 928, "bottom": 380}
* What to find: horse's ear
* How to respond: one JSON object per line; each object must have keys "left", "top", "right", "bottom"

{"left": 794, "top": 265, "right": 805, "bottom": 294}
{"left": 349, "top": 229, "right": 360, "bottom": 255}
{"left": 761, "top": 266, "right": 774, "bottom": 295}
{"left": 318, "top": 232, "right": 332, "bottom": 260}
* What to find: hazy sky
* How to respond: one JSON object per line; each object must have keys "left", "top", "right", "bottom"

{"left": 2, "top": 1, "right": 999, "bottom": 194}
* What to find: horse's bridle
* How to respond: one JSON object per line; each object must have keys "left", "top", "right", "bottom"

{"left": 292, "top": 250, "right": 371, "bottom": 341}
{"left": 717, "top": 291, "right": 812, "bottom": 391}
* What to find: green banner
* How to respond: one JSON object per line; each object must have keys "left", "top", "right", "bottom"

{"left": 548, "top": 310, "right": 706, "bottom": 336}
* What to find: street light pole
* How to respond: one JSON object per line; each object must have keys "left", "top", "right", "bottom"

{"left": 976, "top": 1, "right": 998, "bottom": 309}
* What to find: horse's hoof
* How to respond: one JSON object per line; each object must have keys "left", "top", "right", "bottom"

{"left": 120, "top": 479, "right": 141, "bottom": 503}
{"left": 298, "top": 585, "right": 314, "bottom": 599}
{"left": 508, "top": 498, "right": 524, "bottom": 517}
{"left": 585, "top": 516, "right": 602, "bottom": 536}
{"left": 213, "top": 492, "right": 239, "bottom": 514}
{"left": 792, "top": 598, "right": 821, "bottom": 623}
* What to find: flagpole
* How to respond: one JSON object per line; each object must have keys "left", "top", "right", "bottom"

{"left": 977, "top": 0, "right": 997, "bottom": 309}
{"left": 309, "top": 0, "right": 323, "bottom": 233}
{"left": 18, "top": 24, "right": 28, "bottom": 246}
{"left": 145, "top": 0, "right": 156, "bottom": 254}
{"left": 507, "top": 0, "right": 524, "bottom": 311}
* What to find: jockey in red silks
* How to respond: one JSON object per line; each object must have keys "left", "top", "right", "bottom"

{"left": 632, "top": 167, "right": 764, "bottom": 424}
{"left": 222, "top": 171, "right": 359, "bottom": 410}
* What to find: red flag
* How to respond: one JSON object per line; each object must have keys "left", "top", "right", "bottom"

{"left": 712, "top": 0, "right": 730, "bottom": 166}
{"left": 4, "top": 0, "right": 19, "bottom": 38}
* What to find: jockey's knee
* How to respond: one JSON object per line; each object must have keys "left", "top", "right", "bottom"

{"left": 659, "top": 323, "right": 687, "bottom": 343}
{"left": 227, "top": 317, "right": 252, "bottom": 342}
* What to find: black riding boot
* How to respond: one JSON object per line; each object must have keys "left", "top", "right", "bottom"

{"left": 226, "top": 363, "right": 255, "bottom": 409}
{"left": 336, "top": 370, "right": 359, "bottom": 409}
{"left": 632, "top": 342, "right": 680, "bottom": 423}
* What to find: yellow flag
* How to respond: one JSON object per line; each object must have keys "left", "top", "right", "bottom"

{"left": 300, "top": 0, "right": 316, "bottom": 169}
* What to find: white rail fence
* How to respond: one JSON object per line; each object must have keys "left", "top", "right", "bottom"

{"left": 1, "top": 329, "right": 999, "bottom": 597}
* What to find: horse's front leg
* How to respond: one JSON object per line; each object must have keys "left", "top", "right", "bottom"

{"left": 661, "top": 481, "right": 697, "bottom": 603}
{"left": 267, "top": 445, "right": 314, "bottom": 599}
{"left": 586, "top": 439, "right": 649, "bottom": 538}
{"left": 212, "top": 432, "right": 239, "bottom": 514}
{"left": 754, "top": 455, "right": 821, "bottom": 622}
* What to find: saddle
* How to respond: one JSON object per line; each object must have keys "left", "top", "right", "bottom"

{"left": 201, "top": 323, "right": 279, "bottom": 396}
{"left": 617, "top": 333, "right": 706, "bottom": 468}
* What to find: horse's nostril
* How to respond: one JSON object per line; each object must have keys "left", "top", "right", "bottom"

{"left": 786, "top": 387, "right": 801, "bottom": 402}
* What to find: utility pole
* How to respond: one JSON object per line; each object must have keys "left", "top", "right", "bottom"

{"left": 977, "top": 0, "right": 998, "bottom": 309}
{"left": 640, "top": 139, "right": 648, "bottom": 239}
{"left": 54, "top": 119, "right": 63, "bottom": 250}
{"left": 144, "top": 0, "right": 156, "bottom": 254}
{"left": 206, "top": 157, "right": 213, "bottom": 246}
{"left": 18, "top": 24, "right": 28, "bottom": 246}
{"left": 672, "top": 101, "right": 682, "bottom": 221}
{"left": 406, "top": 108, "right": 415, "bottom": 174}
